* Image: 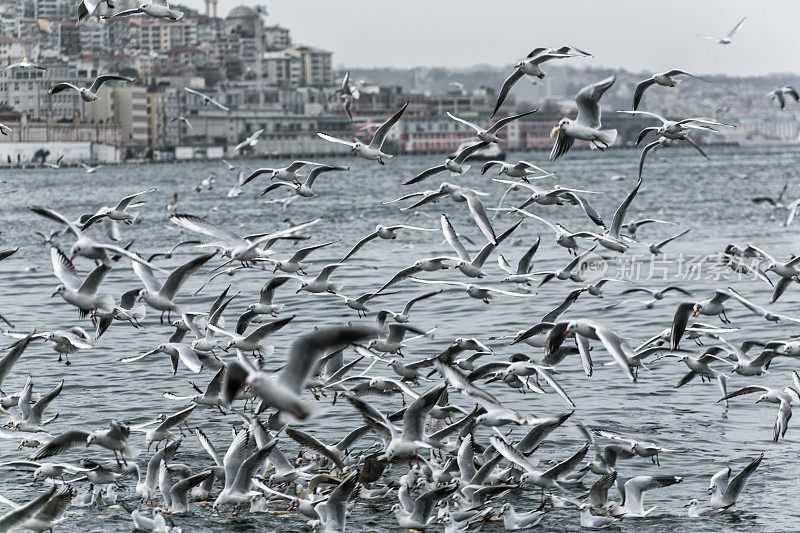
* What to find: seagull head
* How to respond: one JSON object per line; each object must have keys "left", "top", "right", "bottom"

{"left": 352, "top": 141, "right": 362, "bottom": 152}
{"left": 69, "top": 243, "right": 83, "bottom": 260}
{"left": 731, "top": 362, "right": 741, "bottom": 374}
{"left": 755, "top": 394, "right": 769, "bottom": 403}
{"left": 137, "top": 288, "right": 148, "bottom": 301}
{"left": 86, "top": 434, "right": 95, "bottom": 447}
{"left": 691, "top": 303, "right": 702, "bottom": 317}
{"left": 550, "top": 119, "right": 569, "bottom": 138}
{"left": 52, "top": 284, "right": 66, "bottom": 297}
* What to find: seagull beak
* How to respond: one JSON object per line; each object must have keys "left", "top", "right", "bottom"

{"left": 691, "top": 310, "right": 699, "bottom": 317}
{"left": 17, "top": 443, "right": 23, "bottom": 450}
{"left": 549, "top": 125, "right": 561, "bottom": 138}
{"left": 350, "top": 147, "right": 356, "bottom": 152}
{"left": 50, "top": 291, "right": 57, "bottom": 297}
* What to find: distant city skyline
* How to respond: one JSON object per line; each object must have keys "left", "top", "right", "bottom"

{"left": 184, "top": 0, "right": 800, "bottom": 77}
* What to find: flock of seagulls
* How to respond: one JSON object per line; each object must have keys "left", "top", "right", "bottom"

{"left": 0, "top": 12, "right": 795, "bottom": 533}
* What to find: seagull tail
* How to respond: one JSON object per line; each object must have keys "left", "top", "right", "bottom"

{"left": 122, "top": 445, "right": 141, "bottom": 459}
{"left": 597, "top": 129, "right": 618, "bottom": 147}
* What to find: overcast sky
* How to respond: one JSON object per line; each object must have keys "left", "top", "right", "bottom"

{"left": 187, "top": 1, "right": 800, "bottom": 76}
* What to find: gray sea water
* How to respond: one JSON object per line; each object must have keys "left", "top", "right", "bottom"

{"left": 0, "top": 144, "right": 798, "bottom": 532}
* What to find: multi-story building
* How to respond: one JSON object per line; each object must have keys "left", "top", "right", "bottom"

{"left": 31, "top": 0, "right": 71, "bottom": 20}
{"left": 263, "top": 25, "right": 290, "bottom": 51}
{"left": 112, "top": 85, "right": 148, "bottom": 145}
{"left": 0, "top": 36, "right": 39, "bottom": 64}
{"left": 286, "top": 45, "right": 332, "bottom": 88}
{"left": 58, "top": 21, "right": 80, "bottom": 56}
{"left": 146, "top": 90, "right": 165, "bottom": 148}
{"left": 78, "top": 20, "right": 109, "bottom": 55}
{"left": 261, "top": 50, "right": 300, "bottom": 87}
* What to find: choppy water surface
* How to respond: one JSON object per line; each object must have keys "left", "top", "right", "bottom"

{"left": 0, "top": 144, "right": 799, "bottom": 532}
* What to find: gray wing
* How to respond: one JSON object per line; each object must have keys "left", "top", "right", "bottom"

{"left": 464, "top": 191, "right": 497, "bottom": 244}
{"left": 487, "top": 108, "right": 538, "bottom": 134}
{"left": 242, "top": 315, "right": 294, "bottom": 344}
{"left": 370, "top": 102, "right": 408, "bottom": 148}
{"left": 159, "top": 252, "right": 216, "bottom": 301}
{"left": 27, "top": 380, "right": 63, "bottom": 426}
{"left": 31, "top": 485, "right": 73, "bottom": 523}
{"left": 404, "top": 165, "right": 447, "bottom": 185}
{"left": 726, "top": 17, "right": 746, "bottom": 38}
{"left": 170, "top": 214, "right": 245, "bottom": 247}
{"left": 89, "top": 75, "right": 134, "bottom": 93}
{"left": 670, "top": 302, "right": 694, "bottom": 351}
{"left": 222, "top": 430, "right": 249, "bottom": 490}
{"left": 231, "top": 440, "right": 277, "bottom": 493}
{"left": 50, "top": 247, "right": 81, "bottom": 290}
{"left": 77, "top": 264, "right": 111, "bottom": 295}
{"left": 195, "top": 428, "right": 223, "bottom": 467}
{"left": 441, "top": 214, "right": 470, "bottom": 261}
{"left": 30, "top": 430, "right": 90, "bottom": 460}
{"left": 575, "top": 76, "right": 616, "bottom": 128}
{"left": 402, "top": 384, "right": 446, "bottom": 442}
{"left": 170, "top": 470, "right": 212, "bottom": 510}
{"left": 543, "top": 443, "right": 589, "bottom": 479}
{"left": 610, "top": 178, "right": 643, "bottom": 238}
{"left": 542, "top": 288, "right": 582, "bottom": 323}
{"left": 723, "top": 453, "right": 762, "bottom": 502}
{"left": 402, "top": 290, "right": 442, "bottom": 315}
{"left": 279, "top": 325, "right": 378, "bottom": 396}
{"left": 593, "top": 325, "right": 636, "bottom": 382}
{"left": 286, "top": 428, "right": 344, "bottom": 469}
{"left": 491, "top": 68, "right": 524, "bottom": 118}
{"left": 341, "top": 231, "right": 379, "bottom": 262}
{"left": 378, "top": 265, "right": 423, "bottom": 293}
{"left": 453, "top": 141, "right": 490, "bottom": 165}
{"left": 0, "top": 335, "right": 32, "bottom": 394}
{"left": 48, "top": 83, "right": 80, "bottom": 95}
{"left": 0, "top": 487, "right": 57, "bottom": 532}
{"left": 155, "top": 405, "right": 196, "bottom": 432}
{"left": 632, "top": 78, "right": 656, "bottom": 110}
{"left": 590, "top": 471, "right": 617, "bottom": 507}
{"left": 305, "top": 164, "right": 349, "bottom": 188}
{"left": 260, "top": 276, "right": 290, "bottom": 304}
{"left": 548, "top": 128, "right": 574, "bottom": 161}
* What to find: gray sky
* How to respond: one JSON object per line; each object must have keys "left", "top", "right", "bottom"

{"left": 188, "top": 1, "right": 800, "bottom": 76}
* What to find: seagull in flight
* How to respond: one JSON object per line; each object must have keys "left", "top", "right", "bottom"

{"left": 492, "top": 46, "right": 591, "bottom": 117}
{"left": 49, "top": 75, "right": 134, "bottom": 103}
{"left": 4, "top": 59, "right": 45, "bottom": 71}
{"left": 316, "top": 102, "right": 408, "bottom": 164}
{"left": 703, "top": 17, "right": 746, "bottom": 45}
{"left": 233, "top": 129, "right": 264, "bottom": 153}
{"left": 105, "top": 0, "right": 183, "bottom": 20}
{"left": 632, "top": 70, "right": 709, "bottom": 110}
{"left": 767, "top": 86, "right": 800, "bottom": 110}
{"left": 184, "top": 87, "right": 229, "bottom": 111}
{"left": 550, "top": 76, "right": 617, "bottom": 160}
{"left": 446, "top": 108, "right": 537, "bottom": 143}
